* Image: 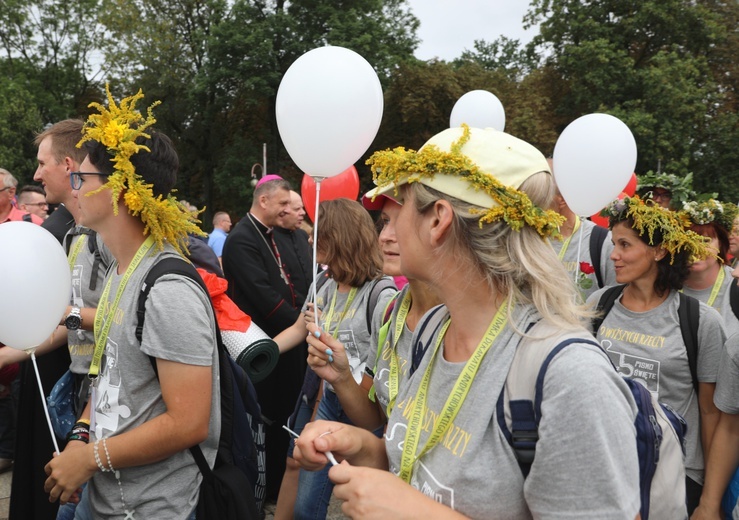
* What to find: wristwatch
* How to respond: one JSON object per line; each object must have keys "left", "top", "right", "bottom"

{"left": 64, "top": 307, "right": 83, "bottom": 331}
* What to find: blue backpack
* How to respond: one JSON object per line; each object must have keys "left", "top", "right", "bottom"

{"left": 136, "top": 257, "right": 266, "bottom": 518}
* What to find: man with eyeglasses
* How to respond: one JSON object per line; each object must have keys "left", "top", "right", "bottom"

{"left": 17, "top": 185, "right": 49, "bottom": 220}
{"left": 0, "top": 168, "right": 44, "bottom": 224}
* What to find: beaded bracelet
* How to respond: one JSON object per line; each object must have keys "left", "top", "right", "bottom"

{"left": 100, "top": 437, "right": 132, "bottom": 518}
{"left": 93, "top": 440, "right": 111, "bottom": 473}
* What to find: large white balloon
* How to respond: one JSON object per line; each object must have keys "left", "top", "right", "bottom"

{"left": 0, "top": 222, "right": 71, "bottom": 349}
{"left": 276, "top": 46, "right": 384, "bottom": 178}
{"left": 450, "top": 90, "right": 506, "bottom": 132}
{"left": 553, "top": 113, "right": 637, "bottom": 216}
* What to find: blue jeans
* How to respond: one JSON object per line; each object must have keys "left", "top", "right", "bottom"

{"left": 294, "top": 388, "right": 382, "bottom": 520}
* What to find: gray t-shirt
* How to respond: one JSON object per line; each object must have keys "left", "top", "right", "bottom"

{"left": 384, "top": 304, "right": 640, "bottom": 519}
{"left": 682, "top": 265, "right": 739, "bottom": 338}
{"left": 715, "top": 332, "right": 739, "bottom": 414}
{"left": 307, "top": 277, "right": 396, "bottom": 389}
{"left": 587, "top": 287, "right": 725, "bottom": 484}
{"left": 550, "top": 218, "right": 616, "bottom": 300}
{"left": 88, "top": 246, "right": 221, "bottom": 519}
{"left": 372, "top": 285, "right": 412, "bottom": 416}
{"left": 66, "top": 228, "right": 113, "bottom": 375}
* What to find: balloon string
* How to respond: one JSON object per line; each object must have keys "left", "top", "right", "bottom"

{"left": 312, "top": 178, "right": 322, "bottom": 325}
{"left": 31, "top": 351, "right": 60, "bottom": 454}
{"left": 574, "top": 217, "right": 585, "bottom": 284}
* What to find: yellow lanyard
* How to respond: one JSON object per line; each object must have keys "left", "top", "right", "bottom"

{"left": 707, "top": 266, "right": 725, "bottom": 307}
{"left": 557, "top": 216, "right": 581, "bottom": 261}
{"left": 386, "top": 291, "right": 412, "bottom": 417}
{"left": 323, "top": 285, "right": 358, "bottom": 336}
{"left": 67, "top": 235, "right": 87, "bottom": 269}
{"left": 398, "top": 300, "right": 509, "bottom": 483}
{"left": 90, "top": 236, "right": 155, "bottom": 380}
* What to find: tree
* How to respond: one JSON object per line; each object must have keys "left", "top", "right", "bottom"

{"left": 524, "top": 0, "right": 738, "bottom": 199}
{"left": 99, "top": 0, "right": 419, "bottom": 219}
{"left": 0, "top": 78, "right": 42, "bottom": 184}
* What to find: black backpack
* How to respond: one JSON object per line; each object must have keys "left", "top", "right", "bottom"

{"left": 588, "top": 224, "right": 610, "bottom": 289}
{"left": 592, "top": 284, "right": 700, "bottom": 391}
{"left": 136, "top": 257, "right": 265, "bottom": 519}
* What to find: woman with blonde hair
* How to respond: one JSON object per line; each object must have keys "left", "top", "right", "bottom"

{"left": 293, "top": 126, "right": 641, "bottom": 519}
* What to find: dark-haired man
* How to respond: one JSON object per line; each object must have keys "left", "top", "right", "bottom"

{"left": 44, "top": 95, "right": 219, "bottom": 519}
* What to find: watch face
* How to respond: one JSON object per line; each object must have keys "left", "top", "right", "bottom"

{"left": 65, "top": 315, "right": 82, "bottom": 330}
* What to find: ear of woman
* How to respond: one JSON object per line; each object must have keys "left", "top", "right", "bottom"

{"left": 427, "top": 199, "right": 454, "bottom": 247}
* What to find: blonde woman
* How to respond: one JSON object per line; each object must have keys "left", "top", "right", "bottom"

{"left": 293, "top": 127, "right": 640, "bottom": 519}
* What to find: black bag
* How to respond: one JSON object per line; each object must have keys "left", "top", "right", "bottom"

{"left": 136, "top": 257, "right": 264, "bottom": 519}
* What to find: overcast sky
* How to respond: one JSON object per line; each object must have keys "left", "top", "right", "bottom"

{"left": 405, "top": 0, "right": 538, "bottom": 61}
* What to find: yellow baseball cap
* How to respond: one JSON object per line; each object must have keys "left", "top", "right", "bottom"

{"left": 366, "top": 126, "right": 550, "bottom": 207}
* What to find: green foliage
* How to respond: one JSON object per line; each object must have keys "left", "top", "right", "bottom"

{"left": 525, "top": 0, "right": 738, "bottom": 199}
{"left": 0, "top": 78, "right": 43, "bottom": 184}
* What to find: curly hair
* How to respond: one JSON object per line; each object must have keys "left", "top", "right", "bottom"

{"left": 614, "top": 218, "right": 691, "bottom": 295}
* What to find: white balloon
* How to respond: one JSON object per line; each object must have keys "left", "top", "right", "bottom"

{"left": 276, "top": 46, "right": 384, "bottom": 178}
{"left": 0, "top": 222, "right": 71, "bottom": 349}
{"left": 450, "top": 90, "right": 506, "bottom": 132}
{"left": 553, "top": 113, "right": 637, "bottom": 216}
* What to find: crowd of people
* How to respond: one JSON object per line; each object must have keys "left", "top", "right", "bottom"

{"left": 0, "top": 86, "right": 737, "bottom": 520}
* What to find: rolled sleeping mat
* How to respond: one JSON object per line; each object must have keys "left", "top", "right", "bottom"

{"left": 221, "top": 321, "right": 279, "bottom": 384}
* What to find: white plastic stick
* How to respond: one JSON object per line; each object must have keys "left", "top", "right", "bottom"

{"left": 311, "top": 178, "right": 323, "bottom": 324}
{"left": 30, "top": 351, "right": 60, "bottom": 454}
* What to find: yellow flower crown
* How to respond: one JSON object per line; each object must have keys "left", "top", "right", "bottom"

{"left": 366, "top": 125, "right": 564, "bottom": 238}
{"left": 77, "top": 85, "right": 204, "bottom": 253}
{"left": 605, "top": 195, "right": 711, "bottom": 263}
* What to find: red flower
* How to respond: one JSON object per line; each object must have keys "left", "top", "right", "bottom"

{"left": 579, "top": 262, "right": 595, "bottom": 275}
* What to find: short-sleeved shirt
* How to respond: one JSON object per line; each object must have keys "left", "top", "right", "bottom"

{"left": 550, "top": 218, "right": 616, "bottom": 300}
{"left": 385, "top": 303, "right": 640, "bottom": 519}
{"left": 88, "top": 245, "right": 221, "bottom": 519}
{"left": 682, "top": 265, "right": 739, "bottom": 337}
{"left": 65, "top": 228, "right": 113, "bottom": 375}
{"left": 587, "top": 287, "right": 725, "bottom": 484}
{"left": 2, "top": 205, "right": 43, "bottom": 224}
{"left": 207, "top": 227, "right": 228, "bottom": 257}
{"left": 715, "top": 332, "right": 739, "bottom": 414}
{"left": 307, "top": 276, "right": 396, "bottom": 390}
{"left": 372, "top": 285, "right": 413, "bottom": 416}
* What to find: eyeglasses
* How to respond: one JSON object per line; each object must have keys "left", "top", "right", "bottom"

{"left": 0, "top": 187, "right": 11, "bottom": 193}
{"left": 24, "top": 202, "right": 49, "bottom": 208}
{"left": 70, "top": 172, "right": 110, "bottom": 190}
{"left": 651, "top": 190, "right": 672, "bottom": 202}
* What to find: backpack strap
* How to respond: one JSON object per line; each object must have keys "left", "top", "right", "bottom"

{"left": 373, "top": 293, "right": 401, "bottom": 368}
{"left": 134, "top": 257, "right": 217, "bottom": 478}
{"left": 588, "top": 224, "right": 609, "bottom": 289}
{"left": 730, "top": 277, "right": 739, "bottom": 323}
{"left": 591, "top": 284, "right": 626, "bottom": 334}
{"left": 677, "top": 292, "right": 700, "bottom": 392}
{"left": 496, "top": 329, "right": 600, "bottom": 477}
{"left": 364, "top": 277, "right": 397, "bottom": 336}
{"left": 410, "top": 305, "right": 447, "bottom": 376}
{"left": 64, "top": 227, "right": 105, "bottom": 291}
